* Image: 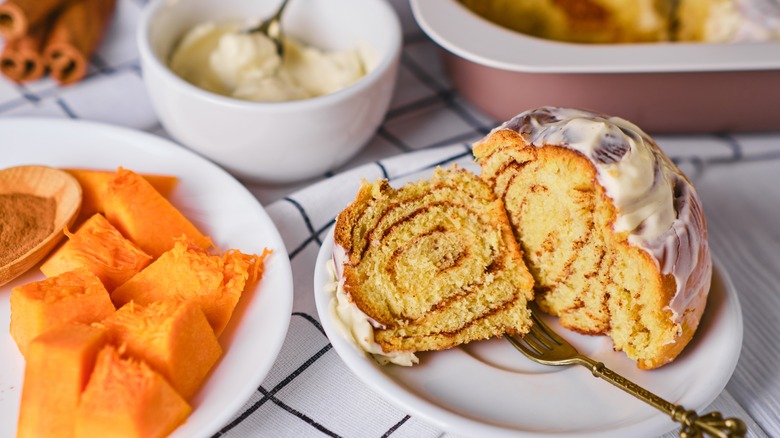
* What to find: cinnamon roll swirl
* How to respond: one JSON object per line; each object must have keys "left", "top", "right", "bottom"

{"left": 332, "top": 167, "right": 535, "bottom": 363}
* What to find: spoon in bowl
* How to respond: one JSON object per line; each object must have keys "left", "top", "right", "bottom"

{"left": 0, "top": 165, "right": 82, "bottom": 287}
{"left": 244, "top": 0, "right": 291, "bottom": 57}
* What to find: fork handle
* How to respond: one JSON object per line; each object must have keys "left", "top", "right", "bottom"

{"left": 579, "top": 357, "right": 746, "bottom": 438}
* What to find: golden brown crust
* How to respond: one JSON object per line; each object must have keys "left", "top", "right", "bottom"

{"left": 459, "top": 0, "right": 671, "bottom": 44}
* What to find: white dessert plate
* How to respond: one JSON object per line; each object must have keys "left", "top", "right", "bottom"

{"left": 314, "top": 227, "right": 743, "bottom": 438}
{"left": 0, "top": 118, "right": 293, "bottom": 437}
{"left": 412, "top": 0, "right": 780, "bottom": 73}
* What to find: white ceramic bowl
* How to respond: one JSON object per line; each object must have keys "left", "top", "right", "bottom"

{"left": 411, "top": 0, "right": 780, "bottom": 133}
{"left": 138, "top": 0, "right": 401, "bottom": 183}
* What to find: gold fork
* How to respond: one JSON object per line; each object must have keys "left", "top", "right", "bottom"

{"left": 505, "top": 309, "right": 746, "bottom": 438}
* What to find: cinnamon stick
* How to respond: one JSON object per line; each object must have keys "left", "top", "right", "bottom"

{"left": 0, "top": 0, "right": 74, "bottom": 39}
{"left": 0, "top": 22, "right": 47, "bottom": 82}
{"left": 43, "top": 0, "right": 116, "bottom": 86}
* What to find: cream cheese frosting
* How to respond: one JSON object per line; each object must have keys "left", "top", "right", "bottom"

{"left": 169, "top": 22, "right": 367, "bottom": 102}
{"left": 327, "top": 243, "right": 418, "bottom": 366}
{"left": 494, "top": 107, "right": 711, "bottom": 325}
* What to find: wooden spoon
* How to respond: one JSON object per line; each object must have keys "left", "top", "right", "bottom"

{"left": 0, "top": 165, "right": 82, "bottom": 287}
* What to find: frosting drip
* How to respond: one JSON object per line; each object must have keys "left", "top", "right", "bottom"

{"left": 327, "top": 243, "right": 418, "bottom": 366}
{"left": 496, "top": 106, "right": 711, "bottom": 324}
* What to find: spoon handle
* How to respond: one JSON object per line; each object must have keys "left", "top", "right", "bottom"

{"left": 255, "top": 0, "right": 290, "bottom": 35}
{"left": 269, "top": 0, "right": 290, "bottom": 24}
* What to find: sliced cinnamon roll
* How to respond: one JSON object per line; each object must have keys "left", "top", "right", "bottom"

{"left": 331, "top": 167, "right": 534, "bottom": 365}
{"left": 474, "top": 107, "right": 711, "bottom": 369}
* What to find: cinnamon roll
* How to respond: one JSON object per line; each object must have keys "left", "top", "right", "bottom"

{"left": 474, "top": 107, "right": 711, "bottom": 369}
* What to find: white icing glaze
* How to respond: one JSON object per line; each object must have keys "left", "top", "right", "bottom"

{"left": 493, "top": 107, "right": 711, "bottom": 324}
{"left": 706, "top": 0, "right": 780, "bottom": 42}
{"left": 327, "top": 244, "right": 418, "bottom": 366}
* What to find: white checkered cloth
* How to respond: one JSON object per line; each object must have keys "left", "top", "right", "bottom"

{"left": 1, "top": 1, "right": 778, "bottom": 437}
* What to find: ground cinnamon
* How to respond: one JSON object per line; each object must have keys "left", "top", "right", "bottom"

{"left": 0, "top": 192, "right": 56, "bottom": 266}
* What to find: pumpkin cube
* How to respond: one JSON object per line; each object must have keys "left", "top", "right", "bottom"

{"left": 103, "top": 167, "right": 211, "bottom": 258}
{"left": 10, "top": 267, "right": 115, "bottom": 356}
{"left": 75, "top": 345, "right": 191, "bottom": 438}
{"left": 65, "top": 168, "right": 179, "bottom": 224}
{"left": 40, "top": 213, "right": 153, "bottom": 291}
{"left": 111, "top": 241, "right": 267, "bottom": 336}
{"left": 100, "top": 299, "right": 222, "bottom": 399}
{"left": 17, "top": 324, "right": 107, "bottom": 438}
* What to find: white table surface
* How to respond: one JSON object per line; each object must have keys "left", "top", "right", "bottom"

{"left": 1, "top": 1, "right": 778, "bottom": 437}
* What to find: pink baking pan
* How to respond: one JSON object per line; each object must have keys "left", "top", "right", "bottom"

{"left": 411, "top": 0, "right": 780, "bottom": 133}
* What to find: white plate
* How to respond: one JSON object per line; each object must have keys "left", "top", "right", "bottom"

{"left": 314, "top": 227, "right": 743, "bottom": 438}
{"left": 411, "top": 0, "right": 780, "bottom": 73}
{"left": 0, "top": 118, "right": 293, "bottom": 437}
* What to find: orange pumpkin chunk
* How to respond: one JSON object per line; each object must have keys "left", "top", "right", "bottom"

{"left": 10, "top": 267, "right": 115, "bottom": 356}
{"left": 103, "top": 167, "right": 211, "bottom": 258}
{"left": 65, "top": 169, "right": 179, "bottom": 224}
{"left": 100, "top": 299, "right": 222, "bottom": 399}
{"left": 111, "top": 241, "right": 267, "bottom": 336}
{"left": 40, "top": 213, "right": 153, "bottom": 291}
{"left": 17, "top": 324, "right": 107, "bottom": 438}
{"left": 75, "top": 345, "right": 191, "bottom": 438}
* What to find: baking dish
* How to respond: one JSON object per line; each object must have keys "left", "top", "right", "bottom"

{"left": 411, "top": 0, "right": 780, "bottom": 133}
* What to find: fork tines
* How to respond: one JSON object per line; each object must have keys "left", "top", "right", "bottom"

{"left": 505, "top": 310, "right": 581, "bottom": 364}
